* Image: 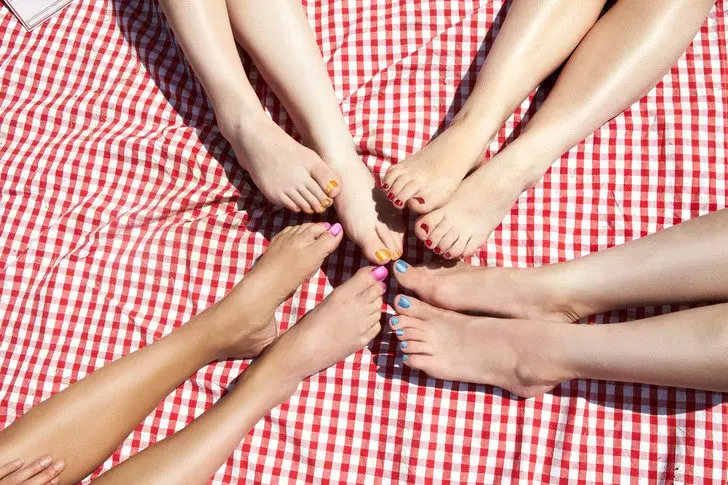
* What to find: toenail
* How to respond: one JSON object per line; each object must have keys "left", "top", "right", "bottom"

{"left": 382, "top": 183, "right": 389, "bottom": 190}
{"left": 322, "top": 222, "right": 332, "bottom": 230}
{"left": 325, "top": 180, "right": 339, "bottom": 194}
{"left": 375, "top": 248, "right": 392, "bottom": 263}
{"left": 400, "top": 341, "right": 408, "bottom": 349}
{"left": 380, "top": 282, "right": 387, "bottom": 292}
{"left": 433, "top": 247, "right": 441, "bottom": 254}
{"left": 414, "top": 196, "right": 425, "bottom": 204}
{"left": 372, "top": 266, "right": 389, "bottom": 281}
{"left": 394, "top": 200, "right": 403, "bottom": 207}
{"left": 328, "top": 223, "right": 343, "bottom": 236}
{"left": 387, "top": 192, "right": 394, "bottom": 200}
{"left": 322, "top": 198, "right": 333, "bottom": 207}
{"left": 396, "top": 329, "right": 404, "bottom": 336}
{"left": 402, "top": 354, "right": 409, "bottom": 362}
{"left": 398, "top": 295, "right": 411, "bottom": 308}
{"left": 390, "top": 316, "right": 399, "bottom": 325}
{"left": 425, "top": 239, "right": 432, "bottom": 247}
{"left": 420, "top": 223, "right": 429, "bottom": 234}
{"left": 395, "top": 260, "right": 409, "bottom": 273}
{"left": 444, "top": 252, "right": 451, "bottom": 259}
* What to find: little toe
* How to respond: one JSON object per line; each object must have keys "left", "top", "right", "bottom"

{"left": 415, "top": 210, "right": 444, "bottom": 243}
{"left": 310, "top": 162, "right": 342, "bottom": 198}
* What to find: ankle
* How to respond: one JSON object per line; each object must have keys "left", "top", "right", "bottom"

{"left": 217, "top": 107, "right": 271, "bottom": 145}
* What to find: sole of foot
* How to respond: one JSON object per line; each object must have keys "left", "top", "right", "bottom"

{"left": 261, "top": 265, "right": 389, "bottom": 382}
{"left": 390, "top": 295, "right": 572, "bottom": 398}
{"left": 210, "top": 222, "right": 345, "bottom": 359}
{"left": 382, "top": 125, "right": 491, "bottom": 214}
{"left": 225, "top": 115, "right": 342, "bottom": 214}
{"left": 392, "top": 259, "right": 581, "bottom": 322}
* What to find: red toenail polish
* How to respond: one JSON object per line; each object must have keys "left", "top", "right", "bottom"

{"left": 414, "top": 196, "right": 425, "bottom": 204}
{"left": 444, "top": 252, "right": 451, "bottom": 258}
{"left": 434, "top": 247, "right": 442, "bottom": 254}
{"left": 395, "top": 200, "right": 403, "bottom": 207}
{"left": 421, "top": 223, "right": 429, "bottom": 234}
{"left": 425, "top": 239, "right": 432, "bottom": 247}
{"left": 387, "top": 193, "right": 394, "bottom": 200}
{"left": 382, "top": 183, "right": 389, "bottom": 190}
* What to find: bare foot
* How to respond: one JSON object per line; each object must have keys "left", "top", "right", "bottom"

{"left": 223, "top": 115, "right": 342, "bottom": 214}
{"left": 392, "top": 259, "right": 581, "bottom": 322}
{"left": 390, "top": 295, "right": 572, "bottom": 397}
{"left": 208, "top": 222, "right": 344, "bottom": 359}
{"left": 414, "top": 144, "right": 538, "bottom": 258}
{"left": 382, "top": 123, "right": 491, "bottom": 214}
{"left": 261, "top": 266, "right": 388, "bottom": 381}
{"left": 325, "top": 148, "right": 405, "bottom": 264}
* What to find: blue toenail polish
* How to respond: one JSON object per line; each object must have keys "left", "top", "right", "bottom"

{"left": 390, "top": 316, "right": 399, "bottom": 326}
{"left": 398, "top": 296, "right": 411, "bottom": 309}
{"left": 402, "top": 354, "right": 409, "bottom": 362}
{"left": 395, "top": 260, "right": 409, "bottom": 273}
{"left": 396, "top": 329, "right": 404, "bottom": 336}
{"left": 400, "top": 341, "right": 407, "bottom": 349}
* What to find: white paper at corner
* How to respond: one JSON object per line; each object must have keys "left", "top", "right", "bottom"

{"left": 5, "top": 0, "right": 74, "bottom": 30}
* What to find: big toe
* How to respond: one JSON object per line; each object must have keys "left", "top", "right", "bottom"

{"left": 392, "top": 260, "right": 432, "bottom": 297}
{"left": 358, "top": 232, "right": 395, "bottom": 265}
{"left": 414, "top": 210, "right": 445, "bottom": 243}
{"left": 310, "top": 161, "right": 342, "bottom": 198}
{"left": 407, "top": 187, "right": 450, "bottom": 214}
{"left": 308, "top": 222, "right": 344, "bottom": 255}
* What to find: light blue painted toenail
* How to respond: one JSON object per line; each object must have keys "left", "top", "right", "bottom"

{"left": 396, "top": 329, "right": 404, "bottom": 336}
{"left": 398, "top": 296, "right": 411, "bottom": 309}
{"left": 395, "top": 260, "right": 409, "bottom": 273}
{"left": 390, "top": 316, "right": 399, "bottom": 326}
{"left": 400, "top": 341, "right": 407, "bottom": 349}
{"left": 402, "top": 354, "right": 409, "bottom": 362}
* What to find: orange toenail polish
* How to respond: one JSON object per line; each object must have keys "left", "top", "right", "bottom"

{"left": 414, "top": 196, "right": 425, "bottom": 204}
{"left": 375, "top": 248, "right": 391, "bottom": 263}
{"left": 325, "top": 180, "right": 338, "bottom": 194}
{"left": 322, "top": 198, "right": 332, "bottom": 207}
{"left": 421, "top": 223, "right": 429, "bottom": 234}
{"left": 387, "top": 193, "right": 394, "bottom": 200}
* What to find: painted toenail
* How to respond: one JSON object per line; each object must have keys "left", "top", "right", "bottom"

{"left": 328, "top": 223, "right": 343, "bottom": 236}
{"left": 433, "top": 247, "right": 442, "bottom": 254}
{"left": 390, "top": 316, "right": 399, "bottom": 325}
{"left": 400, "top": 341, "right": 407, "bottom": 349}
{"left": 387, "top": 192, "right": 394, "bottom": 200}
{"left": 322, "top": 222, "right": 332, "bottom": 230}
{"left": 380, "top": 282, "right": 387, "bottom": 292}
{"left": 396, "top": 329, "right": 404, "bottom": 336}
{"left": 444, "top": 252, "right": 451, "bottom": 259}
{"left": 402, "top": 354, "right": 409, "bottom": 362}
{"left": 421, "top": 223, "right": 429, "bottom": 234}
{"left": 394, "top": 200, "right": 403, "bottom": 207}
{"left": 325, "top": 180, "right": 339, "bottom": 194}
{"left": 372, "top": 266, "right": 388, "bottom": 281}
{"left": 375, "top": 248, "right": 392, "bottom": 263}
{"left": 395, "top": 260, "right": 409, "bottom": 273}
{"left": 322, "top": 198, "right": 333, "bottom": 207}
{"left": 425, "top": 239, "right": 432, "bottom": 247}
{"left": 398, "top": 296, "right": 411, "bottom": 308}
{"left": 382, "top": 183, "right": 389, "bottom": 190}
{"left": 414, "top": 196, "right": 425, "bottom": 204}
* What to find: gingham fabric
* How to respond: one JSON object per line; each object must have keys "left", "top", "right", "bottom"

{"left": 1, "top": 0, "right": 726, "bottom": 483}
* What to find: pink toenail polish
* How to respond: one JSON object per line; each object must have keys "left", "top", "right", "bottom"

{"left": 372, "top": 266, "right": 388, "bottom": 281}
{"left": 328, "top": 223, "right": 343, "bottom": 236}
{"left": 414, "top": 196, "right": 425, "bottom": 204}
{"left": 394, "top": 200, "right": 403, "bottom": 207}
{"left": 380, "top": 281, "right": 387, "bottom": 292}
{"left": 421, "top": 223, "right": 429, "bottom": 234}
{"left": 425, "top": 239, "right": 432, "bottom": 247}
{"left": 322, "top": 222, "right": 332, "bottom": 230}
{"left": 434, "top": 247, "right": 441, "bottom": 254}
{"left": 387, "top": 193, "right": 394, "bottom": 200}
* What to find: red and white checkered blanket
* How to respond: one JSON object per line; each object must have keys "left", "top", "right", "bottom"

{"left": 1, "top": 1, "right": 726, "bottom": 482}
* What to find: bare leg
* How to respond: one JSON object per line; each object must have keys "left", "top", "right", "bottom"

{"left": 0, "top": 224, "right": 343, "bottom": 485}
{"left": 93, "top": 266, "right": 386, "bottom": 485}
{"left": 390, "top": 295, "right": 728, "bottom": 397}
{"left": 383, "top": 0, "right": 607, "bottom": 213}
{"left": 413, "top": 0, "right": 715, "bottom": 258}
{"left": 393, "top": 208, "right": 728, "bottom": 321}
{"left": 158, "top": 0, "right": 342, "bottom": 214}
